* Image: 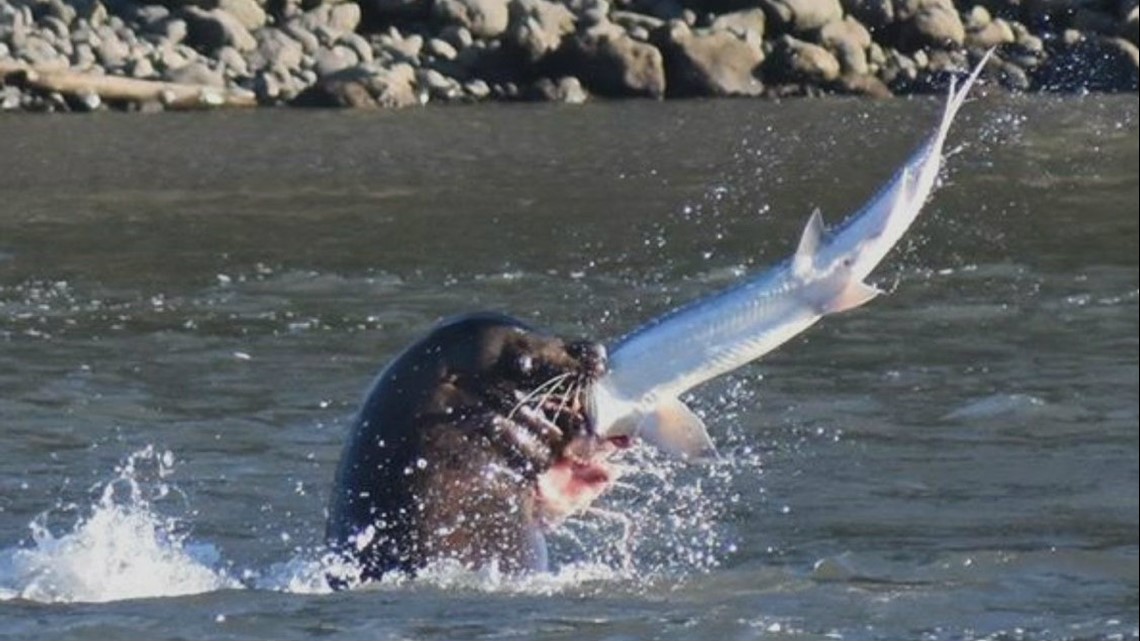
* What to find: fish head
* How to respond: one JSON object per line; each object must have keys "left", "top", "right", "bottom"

{"left": 588, "top": 379, "right": 718, "bottom": 462}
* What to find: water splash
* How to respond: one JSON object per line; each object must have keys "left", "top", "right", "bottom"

{"left": 1, "top": 422, "right": 755, "bottom": 603}
{"left": 0, "top": 446, "right": 236, "bottom": 603}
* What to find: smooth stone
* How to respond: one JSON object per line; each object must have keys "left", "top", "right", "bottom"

{"left": 819, "top": 16, "right": 871, "bottom": 75}
{"left": 759, "top": 0, "right": 843, "bottom": 33}
{"left": 166, "top": 60, "right": 226, "bottom": 87}
{"left": 217, "top": 0, "right": 267, "bottom": 30}
{"left": 768, "top": 34, "right": 841, "bottom": 83}
{"left": 181, "top": 6, "right": 257, "bottom": 52}
{"left": 710, "top": 8, "right": 766, "bottom": 39}
{"left": 427, "top": 37, "right": 458, "bottom": 60}
{"left": 654, "top": 21, "right": 764, "bottom": 96}
{"left": 557, "top": 23, "right": 666, "bottom": 97}
{"left": 434, "top": 0, "right": 511, "bottom": 39}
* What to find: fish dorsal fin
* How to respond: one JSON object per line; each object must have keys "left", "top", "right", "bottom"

{"left": 638, "top": 397, "right": 718, "bottom": 461}
{"left": 823, "top": 280, "right": 882, "bottom": 314}
{"left": 793, "top": 209, "right": 826, "bottom": 278}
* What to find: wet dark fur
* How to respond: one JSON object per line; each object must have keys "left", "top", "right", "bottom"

{"left": 326, "top": 312, "right": 604, "bottom": 585}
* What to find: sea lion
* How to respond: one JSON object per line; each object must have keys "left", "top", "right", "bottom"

{"left": 326, "top": 312, "right": 619, "bottom": 585}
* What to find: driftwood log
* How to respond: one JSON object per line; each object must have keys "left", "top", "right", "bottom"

{"left": 0, "top": 62, "right": 258, "bottom": 110}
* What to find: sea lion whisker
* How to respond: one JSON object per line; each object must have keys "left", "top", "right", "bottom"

{"left": 507, "top": 373, "right": 571, "bottom": 421}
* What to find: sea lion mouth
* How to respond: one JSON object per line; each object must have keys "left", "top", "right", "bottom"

{"left": 535, "top": 430, "right": 633, "bottom": 528}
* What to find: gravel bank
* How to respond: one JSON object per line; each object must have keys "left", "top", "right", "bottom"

{"left": 1, "top": 0, "right": 1137, "bottom": 111}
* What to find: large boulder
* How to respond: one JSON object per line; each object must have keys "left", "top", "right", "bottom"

{"left": 819, "top": 16, "right": 871, "bottom": 75}
{"left": 216, "top": 0, "right": 267, "bottom": 30}
{"left": 767, "top": 34, "right": 841, "bottom": 83}
{"left": 181, "top": 6, "right": 257, "bottom": 53}
{"left": 758, "top": 0, "right": 843, "bottom": 34}
{"left": 556, "top": 23, "right": 666, "bottom": 97}
{"left": 435, "top": 0, "right": 512, "bottom": 39}
{"left": 506, "top": 0, "right": 577, "bottom": 61}
{"left": 710, "top": 7, "right": 767, "bottom": 38}
{"left": 653, "top": 21, "right": 764, "bottom": 96}
{"left": 293, "top": 63, "right": 420, "bottom": 107}
{"left": 896, "top": 0, "right": 965, "bottom": 50}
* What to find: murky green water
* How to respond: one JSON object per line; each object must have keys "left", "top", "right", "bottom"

{"left": 0, "top": 96, "right": 1136, "bottom": 640}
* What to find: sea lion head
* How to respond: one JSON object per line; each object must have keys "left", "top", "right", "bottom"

{"left": 432, "top": 314, "right": 608, "bottom": 470}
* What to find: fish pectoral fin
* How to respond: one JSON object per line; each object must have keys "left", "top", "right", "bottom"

{"left": 823, "top": 280, "right": 882, "bottom": 314}
{"left": 639, "top": 397, "right": 718, "bottom": 461}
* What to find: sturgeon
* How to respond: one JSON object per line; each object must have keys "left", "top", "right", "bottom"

{"left": 591, "top": 51, "right": 994, "bottom": 458}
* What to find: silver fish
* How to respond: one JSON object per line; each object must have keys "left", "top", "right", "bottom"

{"left": 591, "top": 50, "right": 995, "bottom": 459}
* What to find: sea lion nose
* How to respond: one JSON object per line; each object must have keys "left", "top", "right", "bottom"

{"left": 568, "top": 341, "right": 607, "bottom": 377}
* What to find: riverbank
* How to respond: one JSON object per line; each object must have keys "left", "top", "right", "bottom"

{"left": 1, "top": 0, "right": 1137, "bottom": 111}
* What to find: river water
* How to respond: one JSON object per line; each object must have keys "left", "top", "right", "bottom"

{"left": 0, "top": 95, "right": 1136, "bottom": 640}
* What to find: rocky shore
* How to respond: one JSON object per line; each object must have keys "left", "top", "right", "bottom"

{"left": 1, "top": 0, "right": 1137, "bottom": 111}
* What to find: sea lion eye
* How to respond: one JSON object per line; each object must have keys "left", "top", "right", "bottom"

{"left": 517, "top": 354, "right": 533, "bottom": 374}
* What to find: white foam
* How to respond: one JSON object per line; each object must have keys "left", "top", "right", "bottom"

{"left": 0, "top": 439, "right": 741, "bottom": 602}
{"left": 0, "top": 446, "right": 236, "bottom": 603}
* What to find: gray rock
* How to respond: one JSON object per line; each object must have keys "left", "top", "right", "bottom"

{"left": 339, "top": 32, "right": 373, "bottom": 63}
{"left": 328, "top": 3, "right": 362, "bottom": 33}
{"left": 71, "top": 42, "right": 97, "bottom": 68}
{"left": 835, "top": 71, "right": 892, "bottom": 96}
{"left": 217, "top": 0, "right": 266, "bottom": 30}
{"left": 150, "top": 17, "right": 189, "bottom": 45}
{"left": 558, "top": 23, "right": 666, "bottom": 97}
{"left": 152, "top": 43, "right": 189, "bottom": 71}
{"left": 96, "top": 34, "right": 130, "bottom": 68}
{"left": 18, "top": 34, "right": 63, "bottom": 67}
{"left": 611, "top": 10, "right": 665, "bottom": 31}
{"left": 315, "top": 45, "right": 358, "bottom": 76}
{"left": 440, "top": 24, "right": 475, "bottom": 49}
{"left": 841, "top": 0, "right": 892, "bottom": 34}
{"left": 655, "top": 21, "right": 764, "bottom": 96}
{"left": 377, "top": 28, "right": 424, "bottom": 61}
{"left": 166, "top": 60, "right": 226, "bottom": 87}
{"left": 250, "top": 28, "right": 304, "bottom": 71}
{"left": 963, "top": 4, "right": 991, "bottom": 30}
{"left": 897, "top": 0, "right": 965, "bottom": 50}
{"left": 38, "top": 0, "right": 77, "bottom": 26}
{"left": 1, "top": 86, "right": 23, "bottom": 111}
{"left": 128, "top": 55, "right": 156, "bottom": 78}
{"left": 435, "top": 0, "right": 512, "bottom": 39}
{"left": 464, "top": 77, "right": 492, "bottom": 97}
{"left": 41, "top": 15, "right": 70, "bottom": 41}
{"left": 506, "top": 0, "right": 576, "bottom": 61}
{"left": 994, "top": 58, "right": 1030, "bottom": 90}
{"left": 555, "top": 75, "right": 587, "bottom": 102}
{"left": 181, "top": 6, "right": 257, "bottom": 53}
{"left": 527, "top": 75, "right": 587, "bottom": 101}
{"left": 282, "top": 21, "right": 320, "bottom": 54}
{"left": 217, "top": 44, "right": 249, "bottom": 77}
{"left": 819, "top": 16, "right": 871, "bottom": 75}
{"left": 294, "top": 62, "right": 420, "bottom": 108}
{"left": 418, "top": 67, "right": 463, "bottom": 99}
{"left": 710, "top": 8, "right": 766, "bottom": 39}
{"left": 759, "top": 0, "right": 843, "bottom": 34}
{"left": 427, "top": 37, "right": 459, "bottom": 59}
{"left": 253, "top": 69, "right": 281, "bottom": 101}
{"left": 967, "top": 17, "right": 1015, "bottom": 47}
{"left": 768, "top": 34, "right": 841, "bottom": 83}
{"left": 567, "top": 0, "right": 610, "bottom": 25}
